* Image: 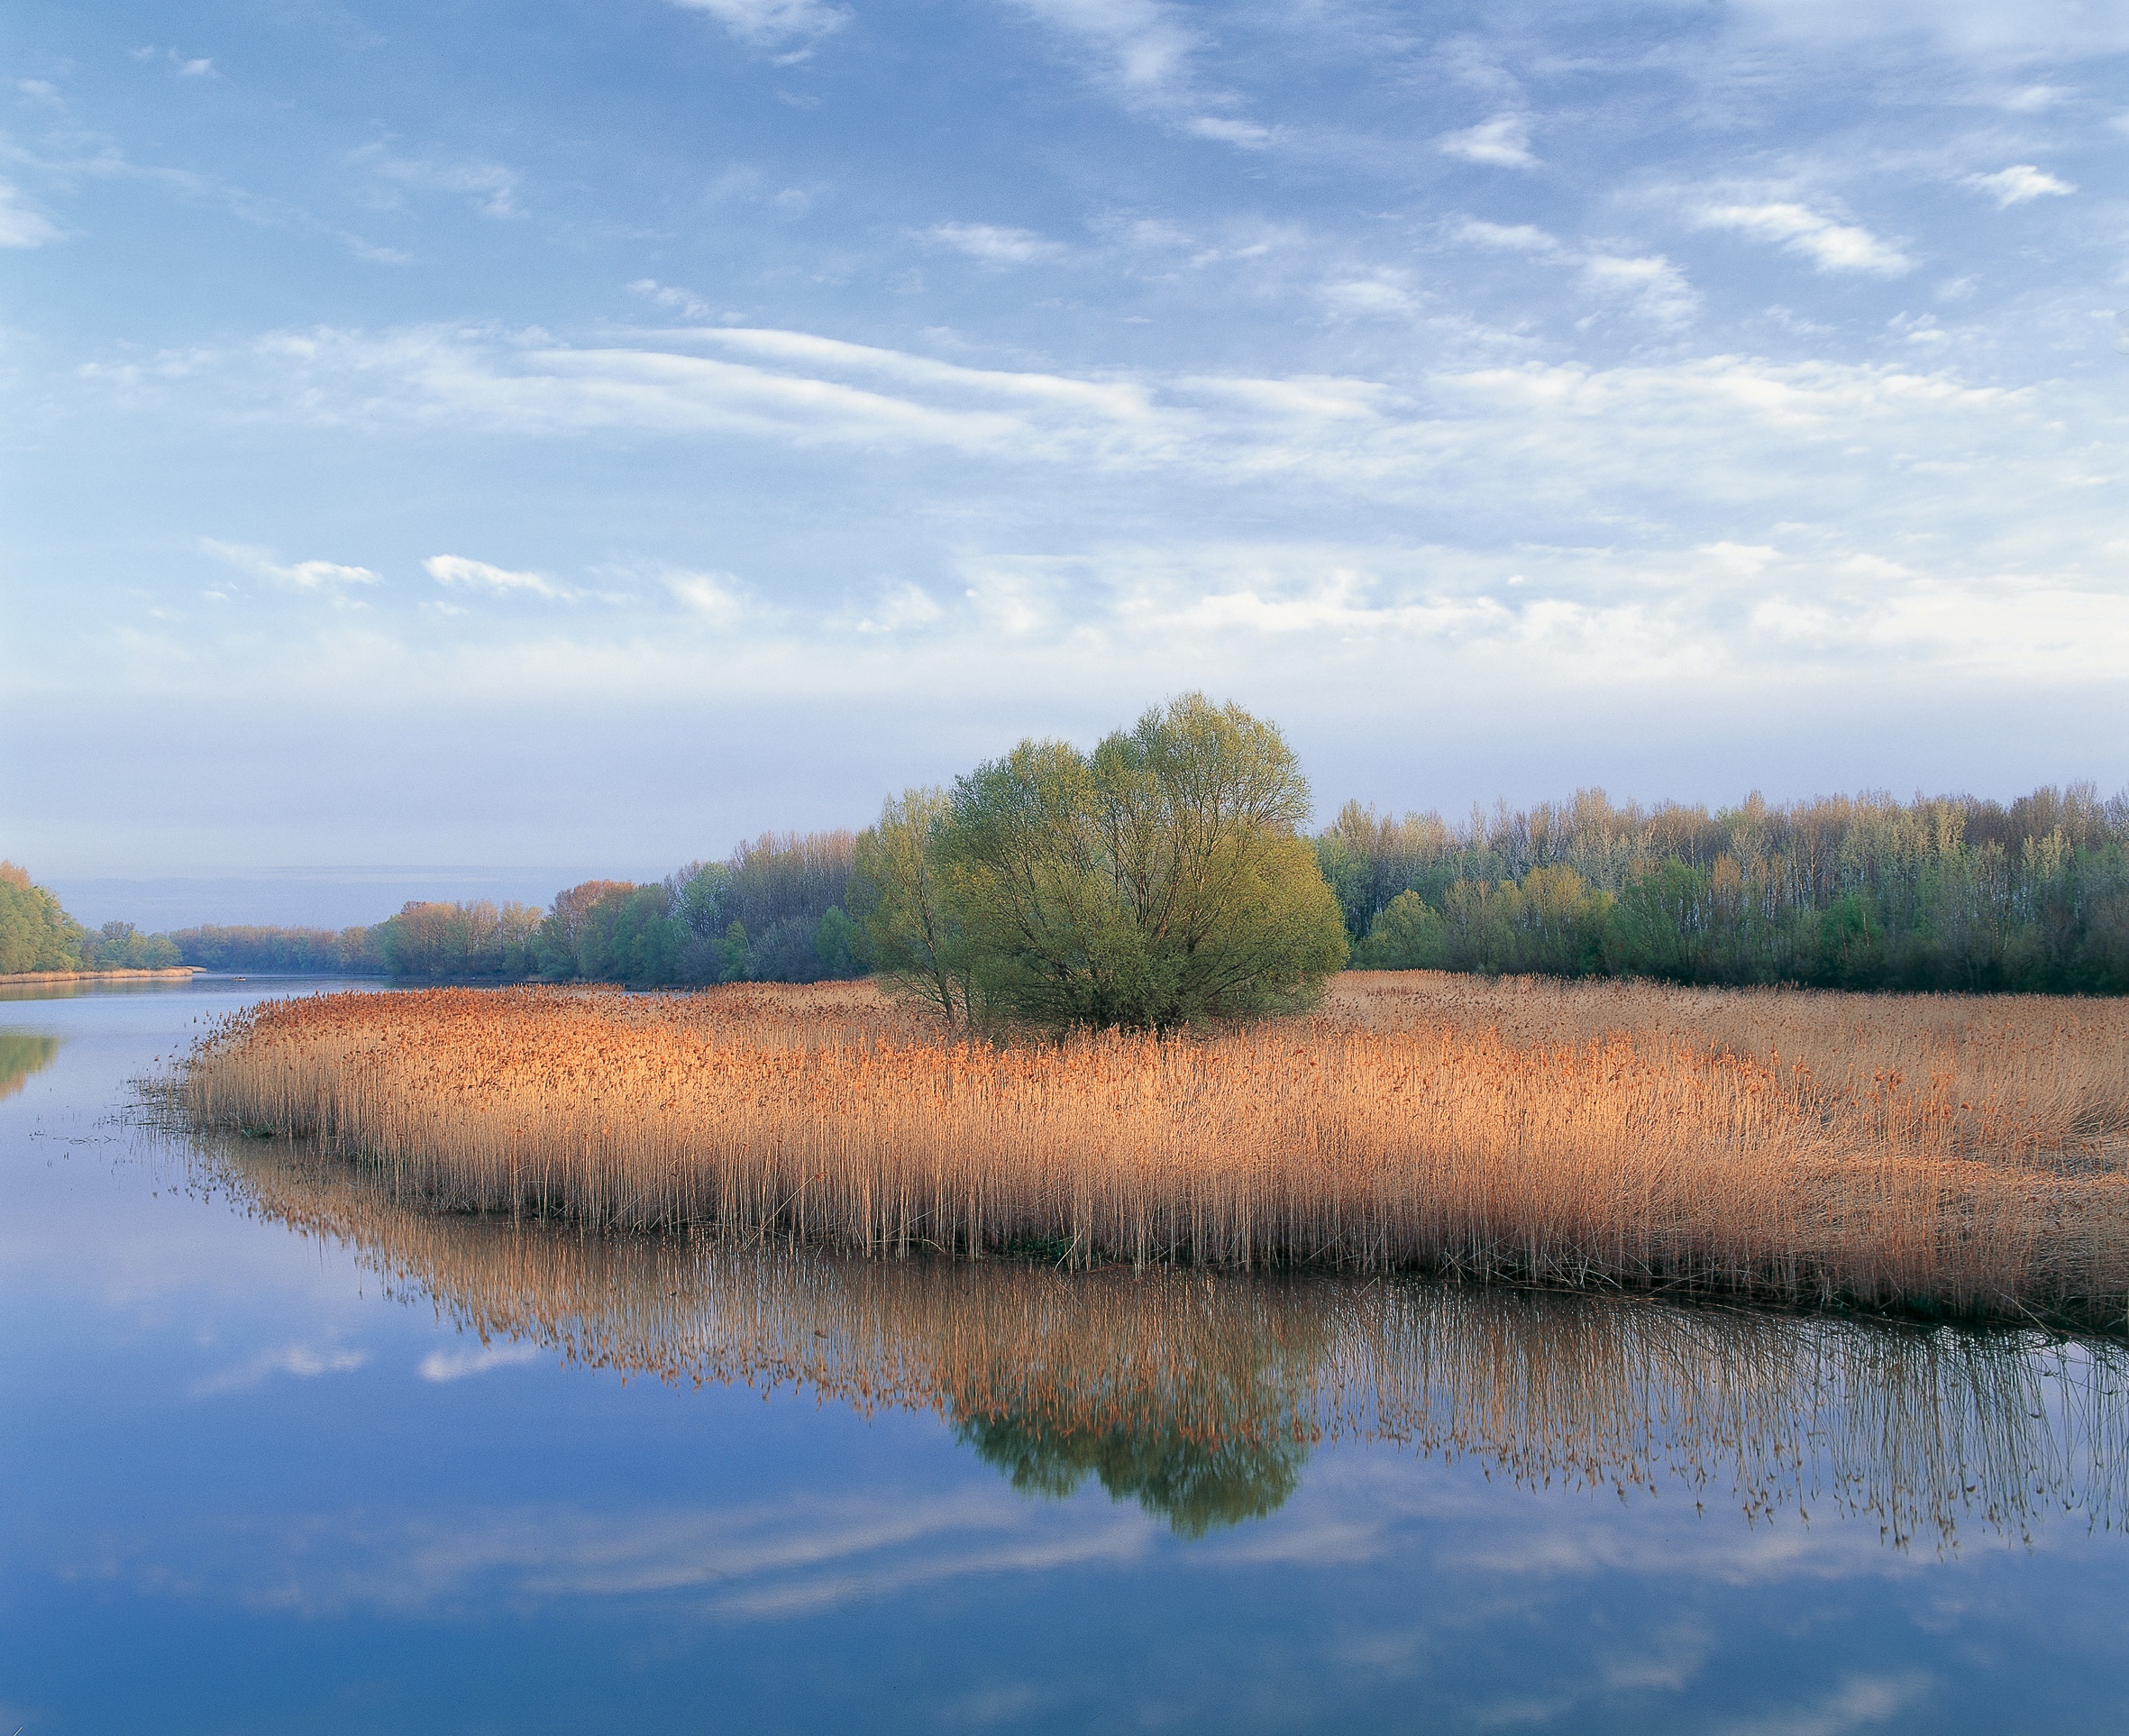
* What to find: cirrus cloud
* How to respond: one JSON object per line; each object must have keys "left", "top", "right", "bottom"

{"left": 1963, "top": 165, "right": 2074, "bottom": 206}
{"left": 1695, "top": 201, "right": 1910, "bottom": 275}
{"left": 425, "top": 554, "right": 567, "bottom": 598}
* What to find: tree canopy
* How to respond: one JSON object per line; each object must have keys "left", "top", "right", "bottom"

{"left": 854, "top": 696, "right": 1348, "bottom": 1032}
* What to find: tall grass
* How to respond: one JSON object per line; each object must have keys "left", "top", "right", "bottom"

{"left": 182, "top": 973, "right": 2129, "bottom": 1325}
{"left": 202, "top": 1135, "right": 2129, "bottom": 1546}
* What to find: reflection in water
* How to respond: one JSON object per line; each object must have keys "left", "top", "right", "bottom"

{"left": 194, "top": 1134, "right": 2128, "bottom": 1548}
{"left": 0, "top": 1031, "right": 60, "bottom": 1101}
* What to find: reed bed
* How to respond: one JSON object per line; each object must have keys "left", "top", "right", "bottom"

{"left": 181, "top": 973, "right": 2129, "bottom": 1325}
{"left": 202, "top": 1135, "right": 2129, "bottom": 1548}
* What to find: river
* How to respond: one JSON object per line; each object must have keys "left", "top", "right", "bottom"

{"left": 3, "top": 977, "right": 2124, "bottom": 1731}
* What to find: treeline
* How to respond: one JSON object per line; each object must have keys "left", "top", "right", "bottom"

{"left": 0, "top": 836, "right": 867, "bottom": 986}
{"left": 1319, "top": 785, "right": 2129, "bottom": 993}
{"left": 2, "top": 862, "right": 189, "bottom": 973}
{"left": 169, "top": 924, "right": 383, "bottom": 974}
{"left": 370, "top": 832, "right": 862, "bottom": 984}
{"left": 1, "top": 863, "right": 86, "bottom": 973}
{"left": 16, "top": 763, "right": 2129, "bottom": 1000}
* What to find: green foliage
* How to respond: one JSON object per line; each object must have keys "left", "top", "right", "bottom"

{"left": 849, "top": 786, "right": 976, "bottom": 1022}
{"left": 167, "top": 925, "right": 383, "bottom": 973}
{"left": 715, "top": 920, "right": 753, "bottom": 983}
{"left": 1352, "top": 889, "right": 1443, "bottom": 969}
{"left": 375, "top": 900, "right": 543, "bottom": 981}
{"left": 1331, "top": 784, "right": 2129, "bottom": 992}
{"left": 0, "top": 862, "right": 86, "bottom": 973}
{"left": 954, "top": 1411, "right": 1308, "bottom": 1538}
{"left": 812, "top": 905, "right": 858, "bottom": 977}
{"left": 83, "top": 921, "right": 181, "bottom": 971}
{"left": 0, "top": 1031, "right": 60, "bottom": 1100}
{"left": 862, "top": 695, "right": 1348, "bottom": 1033}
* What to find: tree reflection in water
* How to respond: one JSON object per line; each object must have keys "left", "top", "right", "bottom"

{"left": 0, "top": 1032, "right": 59, "bottom": 1102}
{"left": 192, "top": 1134, "right": 2129, "bottom": 1547}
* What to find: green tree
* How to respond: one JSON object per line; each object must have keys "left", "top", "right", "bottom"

{"left": 0, "top": 863, "right": 86, "bottom": 974}
{"left": 1354, "top": 889, "right": 1444, "bottom": 969}
{"left": 935, "top": 695, "right": 1348, "bottom": 1031}
{"left": 849, "top": 786, "right": 976, "bottom": 1023}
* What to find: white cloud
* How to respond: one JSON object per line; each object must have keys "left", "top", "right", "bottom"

{"left": 425, "top": 554, "right": 567, "bottom": 598}
{"left": 1005, "top": 0, "right": 1196, "bottom": 95}
{"left": 670, "top": 0, "right": 852, "bottom": 51}
{"left": 16, "top": 78, "right": 64, "bottom": 107}
{"left": 418, "top": 1341, "right": 541, "bottom": 1382}
{"left": 997, "top": 0, "right": 1265, "bottom": 143}
{"left": 925, "top": 222, "right": 1064, "bottom": 266}
{"left": 1580, "top": 252, "right": 1699, "bottom": 324}
{"left": 1452, "top": 218, "right": 1558, "bottom": 253}
{"left": 1713, "top": 1672, "right": 1933, "bottom": 1736}
{"left": 112, "top": 321, "right": 2129, "bottom": 692}
{"left": 200, "top": 538, "right": 381, "bottom": 589}
{"left": 352, "top": 142, "right": 522, "bottom": 218}
{"left": 666, "top": 569, "right": 754, "bottom": 624}
{"left": 173, "top": 55, "right": 215, "bottom": 78}
{"left": 1187, "top": 116, "right": 1271, "bottom": 147}
{"left": 97, "top": 1488, "right": 1149, "bottom": 1620}
{"left": 1998, "top": 85, "right": 2069, "bottom": 113}
{"left": 1448, "top": 223, "right": 1694, "bottom": 323}
{"left": 629, "top": 278, "right": 717, "bottom": 320}
{"left": 851, "top": 581, "right": 945, "bottom": 633}
{"left": 1726, "top": 0, "right": 2129, "bottom": 55}
{"left": 1322, "top": 272, "right": 1419, "bottom": 319}
{"left": 1439, "top": 114, "right": 1536, "bottom": 168}
{"left": 193, "top": 1343, "right": 369, "bottom": 1397}
{"left": 1696, "top": 202, "right": 1910, "bottom": 275}
{"left": 1963, "top": 165, "right": 2074, "bottom": 206}
{"left": 0, "top": 181, "right": 59, "bottom": 248}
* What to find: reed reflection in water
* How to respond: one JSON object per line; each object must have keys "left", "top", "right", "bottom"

{"left": 196, "top": 1132, "right": 2129, "bottom": 1550}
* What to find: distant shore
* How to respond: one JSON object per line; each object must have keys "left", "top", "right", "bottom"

{"left": 3, "top": 967, "right": 197, "bottom": 985}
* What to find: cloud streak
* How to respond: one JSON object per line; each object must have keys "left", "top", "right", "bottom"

{"left": 425, "top": 554, "right": 568, "bottom": 598}
{"left": 669, "top": 0, "right": 851, "bottom": 52}
{"left": 1439, "top": 114, "right": 1536, "bottom": 168}
{"left": 1963, "top": 165, "right": 2073, "bottom": 206}
{"left": 201, "top": 539, "right": 381, "bottom": 590}
{"left": 1695, "top": 201, "right": 1910, "bottom": 275}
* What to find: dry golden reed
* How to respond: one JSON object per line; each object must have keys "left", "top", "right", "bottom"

{"left": 182, "top": 973, "right": 2129, "bottom": 1324}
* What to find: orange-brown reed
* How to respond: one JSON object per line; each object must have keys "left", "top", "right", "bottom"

{"left": 206, "top": 1133, "right": 2129, "bottom": 1548}
{"left": 181, "top": 973, "right": 2129, "bottom": 1325}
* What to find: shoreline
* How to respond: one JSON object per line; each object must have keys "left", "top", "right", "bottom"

{"left": 4, "top": 967, "right": 198, "bottom": 985}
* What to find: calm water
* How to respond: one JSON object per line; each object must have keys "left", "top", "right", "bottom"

{"left": 4, "top": 981, "right": 2127, "bottom": 1733}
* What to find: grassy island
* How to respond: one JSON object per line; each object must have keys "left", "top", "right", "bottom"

{"left": 183, "top": 973, "right": 2129, "bottom": 1329}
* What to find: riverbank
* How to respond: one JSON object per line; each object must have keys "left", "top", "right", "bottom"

{"left": 182, "top": 973, "right": 2129, "bottom": 1328}
{"left": 5, "top": 967, "right": 197, "bottom": 986}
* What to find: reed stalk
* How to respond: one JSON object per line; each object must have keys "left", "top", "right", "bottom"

{"left": 181, "top": 973, "right": 2129, "bottom": 1326}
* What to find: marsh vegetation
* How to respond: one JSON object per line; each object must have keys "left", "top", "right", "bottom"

{"left": 183, "top": 973, "right": 2129, "bottom": 1327}
{"left": 191, "top": 1126, "right": 2129, "bottom": 1547}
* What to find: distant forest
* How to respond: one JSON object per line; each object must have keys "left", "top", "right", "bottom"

{"left": 151, "top": 832, "right": 864, "bottom": 987}
{"left": 1320, "top": 785, "right": 2129, "bottom": 994}
{"left": 9, "top": 781, "right": 2128, "bottom": 993}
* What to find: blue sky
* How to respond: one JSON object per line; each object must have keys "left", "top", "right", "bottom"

{"left": 5, "top": 0, "right": 2127, "bottom": 898}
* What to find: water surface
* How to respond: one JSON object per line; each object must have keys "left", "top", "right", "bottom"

{"left": 3, "top": 980, "right": 2125, "bottom": 1732}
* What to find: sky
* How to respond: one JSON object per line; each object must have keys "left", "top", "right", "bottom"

{"left": 5, "top": 0, "right": 2126, "bottom": 911}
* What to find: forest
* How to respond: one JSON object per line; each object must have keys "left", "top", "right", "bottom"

{"left": 1320, "top": 784, "right": 2129, "bottom": 993}
{"left": 9, "top": 779, "right": 2128, "bottom": 995}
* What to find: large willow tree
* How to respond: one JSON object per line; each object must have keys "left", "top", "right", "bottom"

{"left": 853, "top": 696, "right": 1348, "bottom": 1031}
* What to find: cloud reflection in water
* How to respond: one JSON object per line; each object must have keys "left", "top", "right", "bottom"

{"left": 192, "top": 1132, "right": 2129, "bottom": 1557}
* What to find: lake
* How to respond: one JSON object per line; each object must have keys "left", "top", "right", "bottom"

{"left": 3, "top": 978, "right": 2125, "bottom": 1732}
